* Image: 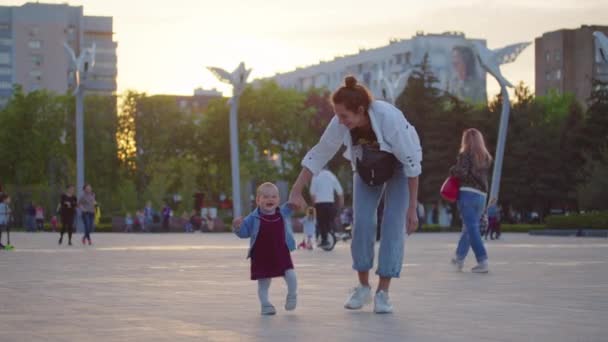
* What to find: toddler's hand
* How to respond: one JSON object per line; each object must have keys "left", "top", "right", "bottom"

{"left": 232, "top": 216, "right": 244, "bottom": 228}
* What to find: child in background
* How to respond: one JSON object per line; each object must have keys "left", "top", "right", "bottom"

{"left": 298, "top": 207, "right": 316, "bottom": 250}
{"left": 125, "top": 213, "right": 134, "bottom": 232}
{"left": 35, "top": 205, "right": 44, "bottom": 231}
{"left": 136, "top": 210, "right": 146, "bottom": 232}
{"left": 232, "top": 182, "right": 298, "bottom": 316}
{"left": 182, "top": 211, "right": 193, "bottom": 232}
{"left": 50, "top": 215, "right": 58, "bottom": 232}
{"left": 485, "top": 198, "right": 500, "bottom": 240}
{"left": 0, "top": 194, "right": 10, "bottom": 248}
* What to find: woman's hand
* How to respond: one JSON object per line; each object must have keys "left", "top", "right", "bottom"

{"left": 406, "top": 206, "right": 418, "bottom": 235}
{"left": 288, "top": 191, "right": 308, "bottom": 212}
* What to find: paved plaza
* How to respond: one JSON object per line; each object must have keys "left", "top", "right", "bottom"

{"left": 1, "top": 232, "right": 607, "bottom": 341}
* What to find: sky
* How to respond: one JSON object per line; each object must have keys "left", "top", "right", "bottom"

{"left": 5, "top": 0, "right": 608, "bottom": 97}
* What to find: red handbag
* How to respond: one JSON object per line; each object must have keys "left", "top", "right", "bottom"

{"left": 440, "top": 176, "right": 460, "bottom": 203}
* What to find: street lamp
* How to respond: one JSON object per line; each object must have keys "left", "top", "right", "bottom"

{"left": 207, "top": 62, "right": 251, "bottom": 218}
{"left": 593, "top": 31, "right": 608, "bottom": 63}
{"left": 64, "top": 42, "right": 95, "bottom": 198}
{"left": 471, "top": 41, "right": 530, "bottom": 203}
{"left": 377, "top": 68, "right": 414, "bottom": 105}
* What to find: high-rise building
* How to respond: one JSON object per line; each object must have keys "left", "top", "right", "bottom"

{"left": 0, "top": 2, "right": 117, "bottom": 107}
{"left": 535, "top": 25, "right": 608, "bottom": 105}
{"left": 266, "top": 32, "right": 488, "bottom": 103}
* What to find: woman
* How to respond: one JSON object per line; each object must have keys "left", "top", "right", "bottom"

{"left": 289, "top": 76, "right": 422, "bottom": 314}
{"left": 78, "top": 184, "right": 96, "bottom": 245}
{"left": 449, "top": 128, "right": 493, "bottom": 273}
{"left": 58, "top": 185, "right": 77, "bottom": 245}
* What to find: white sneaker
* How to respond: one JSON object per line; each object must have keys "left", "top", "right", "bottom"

{"left": 344, "top": 285, "right": 372, "bottom": 310}
{"left": 471, "top": 261, "right": 489, "bottom": 273}
{"left": 285, "top": 294, "right": 297, "bottom": 311}
{"left": 451, "top": 257, "right": 464, "bottom": 271}
{"left": 374, "top": 290, "right": 393, "bottom": 314}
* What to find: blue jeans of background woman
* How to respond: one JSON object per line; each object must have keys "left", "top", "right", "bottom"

{"left": 82, "top": 212, "right": 94, "bottom": 241}
{"left": 455, "top": 189, "right": 488, "bottom": 263}
{"left": 351, "top": 164, "right": 409, "bottom": 278}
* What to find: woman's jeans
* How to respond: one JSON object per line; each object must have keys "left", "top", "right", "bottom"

{"left": 455, "top": 189, "right": 488, "bottom": 263}
{"left": 82, "top": 212, "right": 94, "bottom": 240}
{"left": 351, "top": 164, "right": 409, "bottom": 278}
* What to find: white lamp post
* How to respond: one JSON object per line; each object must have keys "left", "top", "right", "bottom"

{"left": 64, "top": 42, "right": 95, "bottom": 199}
{"left": 207, "top": 62, "right": 251, "bottom": 218}
{"left": 377, "top": 68, "right": 414, "bottom": 105}
{"left": 593, "top": 31, "right": 608, "bottom": 63}
{"left": 471, "top": 41, "right": 530, "bottom": 203}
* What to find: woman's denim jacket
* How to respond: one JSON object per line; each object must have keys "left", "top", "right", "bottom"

{"left": 233, "top": 203, "right": 296, "bottom": 258}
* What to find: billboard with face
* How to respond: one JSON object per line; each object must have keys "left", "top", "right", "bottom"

{"left": 407, "top": 40, "right": 486, "bottom": 103}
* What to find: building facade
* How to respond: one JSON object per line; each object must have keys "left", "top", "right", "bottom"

{"left": 535, "top": 25, "right": 608, "bottom": 105}
{"left": 266, "top": 32, "right": 488, "bottom": 103}
{"left": 0, "top": 2, "right": 117, "bottom": 107}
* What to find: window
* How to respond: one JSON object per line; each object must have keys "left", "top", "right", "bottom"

{"left": 395, "top": 54, "right": 402, "bottom": 65}
{"left": 0, "top": 38, "right": 11, "bottom": 46}
{"left": 95, "top": 48, "right": 116, "bottom": 54}
{"left": 66, "top": 25, "right": 75, "bottom": 37}
{"left": 0, "top": 81, "right": 11, "bottom": 89}
{"left": 30, "top": 70, "right": 42, "bottom": 81}
{"left": 94, "top": 62, "right": 115, "bottom": 69}
{"left": 545, "top": 52, "right": 550, "bottom": 62}
{"left": 0, "top": 23, "right": 10, "bottom": 31}
{"left": 555, "top": 69, "right": 562, "bottom": 80}
{"left": 0, "top": 52, "right": 9, "bottom": 64}
{"left": 555, "top": 51, "right": 561, "bottom": 62}
{"left": 28, "top": 40, "right": 42, "bottom": 49}
{"left": 29, "top": 26, "right": 39, "bottom": 36}
{"left": 0, "top": 67, "right": 11, "bottom": 75}
{"left": 545, "top": 71, "right": 551, "bottom": 81}
{"left": 31, "top": 54, "right": 43, "bottom": 66}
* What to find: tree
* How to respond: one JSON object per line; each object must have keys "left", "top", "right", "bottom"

{"left": 583, "top": 80, "right": 608, "bottom": 162}
{"left": 578, "top": 149, "right": 608, "bottom": 210}
{"left": 396, "top": 53, "right": 460, "bottom": 205}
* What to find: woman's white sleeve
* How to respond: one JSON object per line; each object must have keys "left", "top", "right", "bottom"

{"left": 387, "top": 121, "right": 423, "bottom": 177}
{"left": 301, "top": 116, "right": 346, "bottom": 175}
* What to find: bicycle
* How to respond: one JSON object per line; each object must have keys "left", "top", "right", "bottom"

{"left": 317, "top": 224, "right": 352, "bottom": 251}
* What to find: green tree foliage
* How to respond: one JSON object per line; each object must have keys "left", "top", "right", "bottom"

{"left": 583, "top": 80, "right": 608, "bottom": 161}
{"left": 0, "top": 86, "right": 68, "bottom": 186}
{"left": 578, "top": 149, "right": 608, "bottom": 210}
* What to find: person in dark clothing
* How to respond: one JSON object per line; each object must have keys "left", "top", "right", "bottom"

{"left": 59, "top": 185, "right": 77, "bottom": 245}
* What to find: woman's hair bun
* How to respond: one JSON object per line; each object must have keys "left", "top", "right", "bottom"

{"left": 344, "top": 76, "right": 357, "bottom": 88}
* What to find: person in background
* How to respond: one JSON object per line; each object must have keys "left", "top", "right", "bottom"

{"left": 416, "top": 202, "right": 425, "bottom": 232}
{"left": 449, "top": 128, "right": 493, "bottom": 273}
{"left": 50, "top": 215, "right": 58, "bottom": 233}
{"left": 298, "top": 207, "right": 316, "bottom": 250}
{"left": 125, "top": 213, "right": 134, "bottom": 233}
{"left": 309, "top": 167, "right": 344, "bottom": 249}
{"left": 0, "top": 194, "right": 11, "bottom": 249}
{"left": 78, "top": 184, "right": 96, "bottom": 245}
{"left": 485, "top": 198, "right": 500, "bottom": 240}
{"left": 59, "top": 185, "right": 77, "bottom": 245}
{"left": 35, "top": 204, "right": 44, "bottom": 231}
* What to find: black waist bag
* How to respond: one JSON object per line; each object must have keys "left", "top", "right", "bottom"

{"left": 355, "top": 145, "right": 397, "bottom": 186}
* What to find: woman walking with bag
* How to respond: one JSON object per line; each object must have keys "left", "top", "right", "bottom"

{"left": 449, "top": 128, "right": 493, "bottom": 273}
{"left": 289, "top": 76, "right": 422, "bottom": 314}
